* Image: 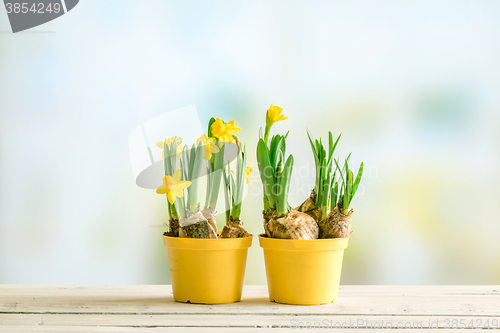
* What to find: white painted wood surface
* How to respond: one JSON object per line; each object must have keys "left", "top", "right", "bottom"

{"left": 0, "top": 285, "right": 499, "bottom": 332}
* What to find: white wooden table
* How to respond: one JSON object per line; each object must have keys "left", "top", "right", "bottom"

{"left": 0, "top": 285, "right": 498, "bottom": 332}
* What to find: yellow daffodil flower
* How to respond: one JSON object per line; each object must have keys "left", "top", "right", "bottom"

{"left": 266, "top": 104, "right": 288, "bottom": 124}
{"left": 245, "top": 166, "right": 253, "bottom": 184}
{"left": 211, "top": 118, "right": 241, "bottom": 143}
{"left": 156, "top": 169, "right": 191, "bottom": 204}
{"left": 263, "top": 105, "right": 288, "bottom": 144}
{"left": 196, "top": 134, "right": 220, "bottom": 160}
{"left": 156, "top": 137, "right": 183, "bottom": 159}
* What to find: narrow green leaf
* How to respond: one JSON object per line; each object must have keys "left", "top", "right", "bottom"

{"left": 328, "top": 131, "right": 333, "bottom": 157}
{"left": 331, "top": 181, "right": 339, "bottom": 210}
{"left": 345, "top": 160, "right": 352, "bottom": 207}
{"left": 204, "top": 165, "right": 211, "bottom": 207}
{"left": 333, "top": 158, "right": 347, "bottom": 202}
{"left": 169, "top": 136, "right": 177, "bottom": 174}
{"left": 306, "top": 127, "right": 317, "bottom": 158}
{"left": 329, "top": 133, "right": 341, "bottom": 161}
{"left": 188, "top": 144, "right": 196, "bottom": 179}
{"left": 208, "top": 117, "right": 216, "bottom": 137}
{"left": 236, "top": 145, "right": 247, "bottom": 206}
{"left": 230, "top": 167, "right": 237, "bottom": 208}
{"left": 269, "top": 135, "right": 282, "bottom": 170}
{"left": 222, "top": 165, "right": 231, "bottom": 221}
{"left": 351, "top": 162, "right": 364, "bottom": 201}
{"left": 256, "top": 138, "right": 276, "bottom": 207}
{"left": 163, "top": 140, "right": 170, "bottom": 176}
{"left": 277, "top": 155, "right": 294, "bottom": 216}
{"left": 208, "top": 142, "right": 225, "bottom": 209}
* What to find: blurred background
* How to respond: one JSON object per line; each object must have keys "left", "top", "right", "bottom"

{"left": 1, "top": 0, "right": 500, "bottom": 285}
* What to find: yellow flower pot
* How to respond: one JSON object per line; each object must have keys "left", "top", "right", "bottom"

{"left": 163, "top": 233, "right": 252, "bottom": 304}
{"left": 259, "top": 234, "right": 349, "bottom": 305}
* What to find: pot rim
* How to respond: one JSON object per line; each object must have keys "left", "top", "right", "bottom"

{"left": 258, "top": 233, "right": 348, "bottom": 251}
{"left": 163, "top": 233, "right": 253, "bottom": 250}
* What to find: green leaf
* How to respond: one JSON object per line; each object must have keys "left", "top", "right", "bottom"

{"left": 185, "top": 144, "right": 193, "bottom": 179}
{"left": 345, "top": 160, "right": 352, "bottom": 207}
{"left": 315, "top": 139, "right": 321, "bottom": 157}
{"left": 306, "top": 127, "right": 318, "bottom": 159}
{"left": 180, "top": 157, "right": 188, "bottom": 182}
{"left": 317, "top": 148, "right": 327, "bottom": 204}
{"left": 208, "top": 117, "right": 216, "bottom": 137}
{"left": 230, "top": 167, "right": 237, "bottom": 208}
{"left": 346, "top": 152, "right": 352, "bottom": 165}
{"left": 204, "top": 165, "right": 211, "bottom": 207}
{"left": 269, "top": 135, "right": 282, "bottom": 170}
{"left": 333, "top": 158, "right": 346, "bottom": 195}
{"left": 236, "top": 145, "right": 247, "bottom": 206}
{"left": 194, "top": 142, "right": 205, "bottom": 178}
{"left": 222, "top": 164, "right": 231, "bottom": 221}
{"left": 269, "top": 134, "right": 281, "bottom": 154}
{"left": 277, "top": 155, "right": 294, "bottom": 216}
{"left": 329, "top": 133, "right": 341, "bottom": 161}
{"left": 256, "top": 138, "right": 276, "bottom": 207}
{"left": 331, "top": 181, "right": 339, "bottom": 210}
{"left": 163, "top": 140, "right": 170, "bottom": 176}
{"left": 208, "top": 142, "right": 225, "bottom": 209}
{"left": 275, "top": 150, "right": 284, "bottom": 181}
{"left": 328, "top": 131, "right": 333, "bottom": 156}
{"left": 351, "top": 162, "right": 364, "bottom": 201}
{"left": 169, "top": 136, "right": 178, "bottom": 174}
{"left": 306, "top": 128, "right": 320, "bottom": 192}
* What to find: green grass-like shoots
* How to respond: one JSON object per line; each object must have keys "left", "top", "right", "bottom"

{"left": 333, "top": 157, "right": 364, "bottom": 215}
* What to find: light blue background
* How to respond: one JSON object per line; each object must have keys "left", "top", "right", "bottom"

{"left": 1, "top": 0, "right": 500, "bottom": 285}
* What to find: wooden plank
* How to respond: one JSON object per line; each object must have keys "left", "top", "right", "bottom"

{"left": 0, "top": 285, "right": 499, "bottom": 316}
{"left": 0, "top": 327, "right": 282, "bottom": 333}
{"left": 1, "top": 313, "right": 500, "bottom": 329}
{"left": 0, "top": 326, "right": 453, "bottom": 333}
{"left": 1, "top": 285, "right": 499, "bottom": 332}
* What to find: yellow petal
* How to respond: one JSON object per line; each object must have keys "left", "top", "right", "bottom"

{"left": 209, "top": 142, "right": 220, "bottom": 153}
{"left": 172, "top": 169, "right": 182, "bottom": 183}
{"left": 176, "top": 145, "right": 184, "bottom": 160}
{"left": 245, "top": 166, "right": 253, "bottom": 184}
{"left": 156, "top": 184, "right": 168, "bottom": 194}
{"left": 267, "top": 104, "right": 287, "bottom": 123}
{"left": 211, "top": 119, "right": 225, "bottom": 136}
{"left": 156, "top": 141, "right": 165, "bottom": 149}
{"left": 165, "top": 137, "right": 183, "bottom": 146}
{"left": 165, "top": 175, "right": 172, "bottom": 185}
{"left": 196, "top": 134, "right": 207, "bottom": 146}
{"left": 203, "top": 146, "right": 211, "bottom": 160}
{"left": 167, "top": 191, "right": 175, "bottom": 204}
{"left": 178, "top": 180, "right": 192, "bottom": 190}
{"left": 226, "top": 120, "right": 241, "bottom": 135}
